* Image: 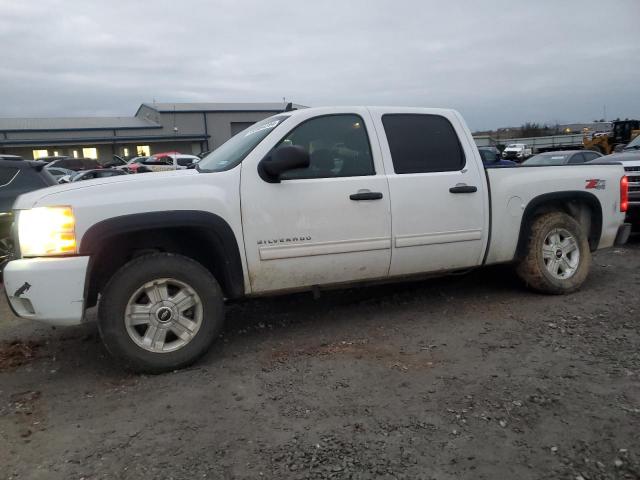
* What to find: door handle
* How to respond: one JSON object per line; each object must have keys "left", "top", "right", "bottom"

{"left": 350, "top": 191, "right": 383, "bottom": 201}
{"left": 449, "top": 185, "right": 478, "bottom": 194}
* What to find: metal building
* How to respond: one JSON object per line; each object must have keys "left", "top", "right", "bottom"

{"left": 0, "top": 102, "right": 305, "bottom": 160}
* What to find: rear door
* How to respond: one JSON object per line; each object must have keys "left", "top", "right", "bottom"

{"left": 240, "top": 109, "right": 392, "bottom": 293}
{"left": 370, "top": 108, "right": 489, "bottom": 276}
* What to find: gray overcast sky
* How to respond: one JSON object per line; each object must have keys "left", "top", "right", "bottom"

{"left": 1, "top": 0, "right": 639, "bottom": 130}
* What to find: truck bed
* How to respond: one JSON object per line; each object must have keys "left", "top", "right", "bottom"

{"left": 484, "top": 164, "right": 627, "bottom": 265}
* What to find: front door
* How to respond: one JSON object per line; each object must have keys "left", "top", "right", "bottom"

{"left": 370, "top": 108, "right": 489, "bottom": 276}
{"left": 241, "top": 109, "right": 392, "bottom": 293}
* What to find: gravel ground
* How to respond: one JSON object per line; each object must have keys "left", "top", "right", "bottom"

{"left": 0, "top": 238, "right": 639, "bottom": 480}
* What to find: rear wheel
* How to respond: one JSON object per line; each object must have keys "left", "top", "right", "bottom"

{"left": 98, "top": 253, "right": 224, "bottom": 373}
{"left": 516, "top": 212, "right": 591, "bottom": 294}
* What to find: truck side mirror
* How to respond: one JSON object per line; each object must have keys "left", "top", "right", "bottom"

{"left": 258, "top": 145, "right": 310, "bottom": 183}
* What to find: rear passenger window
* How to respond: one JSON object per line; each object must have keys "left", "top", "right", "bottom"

{"left": 62, "top": 159, "right": 82, "bottom": 170}
{"left": 583, "top": 152, "right": 600, "bottom": 162}
{"left": 568, "top": 153, "right": 586, "bottom": 164}
{"left": 382, "top": 114, "right": 465, "bottom": 174}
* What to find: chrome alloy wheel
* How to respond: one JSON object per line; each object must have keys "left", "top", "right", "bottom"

{"left": 124, "top": 278, "right": 203, "bottom": 353}
{"left": 542, "top": 228, "right": 580, "bottom": 280}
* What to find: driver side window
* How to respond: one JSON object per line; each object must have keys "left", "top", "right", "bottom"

{"left": 278, "top": 114, "right": 375, "bottom": 180}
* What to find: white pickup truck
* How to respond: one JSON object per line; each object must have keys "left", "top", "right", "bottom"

{"left": 3, "top": 107, "right": 631, "bottom": 373}
{"left": 502, "top": 143, "right": 532, "bottom": 161}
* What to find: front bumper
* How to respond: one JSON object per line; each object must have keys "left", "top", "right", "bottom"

{"left": 3, "top": 256, "right": 89, "bottom": 326}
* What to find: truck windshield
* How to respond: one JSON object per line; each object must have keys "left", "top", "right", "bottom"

{"left": 624, "top": 135, "right": 640, "bottom": 150}
{"left": 197, "top": 115, "right": 288, "bottom": 172}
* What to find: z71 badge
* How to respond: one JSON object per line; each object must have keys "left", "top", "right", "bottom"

{"left": 585, "top": 179, "right": 606, "bottom": 190}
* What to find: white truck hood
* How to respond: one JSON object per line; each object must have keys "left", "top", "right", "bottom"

{"left": 12, "top": 165, "right": 243, "bottom": 254}
{"left": 13, "top": 169, "right": 198, "bottom": 210}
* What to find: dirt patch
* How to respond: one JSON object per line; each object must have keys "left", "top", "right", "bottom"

{"left": 6, "top": 390, "right": 45, "bottom": 440}
{"left": 0, "top": 340, "right": 41, "bottom": 371}
{"left": 267, "top": 339, "right": 438, "bottom": 371}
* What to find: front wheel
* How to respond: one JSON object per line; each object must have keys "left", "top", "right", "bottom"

{"left": 98, "top": 253, "right": 224, "bottom": 373}
{"left": 516, "top": 212, "right": 591, "bottom": 294}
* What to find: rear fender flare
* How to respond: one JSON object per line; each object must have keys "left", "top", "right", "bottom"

{"left": 515, "top": 191, "right": 603, "bottom": 258}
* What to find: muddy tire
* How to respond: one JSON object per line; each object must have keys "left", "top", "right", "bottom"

{"left": 516, "top": 212, "right": 591, "bottom": 294}
{"left": 98, "top": 253, "right": 224, "bottom": 374}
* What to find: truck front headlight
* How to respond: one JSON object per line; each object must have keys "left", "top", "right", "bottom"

{"left": 18, "top": 206, "right": 76, "bottom": 257}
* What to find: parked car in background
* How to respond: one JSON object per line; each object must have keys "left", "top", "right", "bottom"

{"left": 100, "top": 155, "right": 128, "bottom": 169}
{"left": 117, "top": 156, "right": 151, "bottom": 174}
{"left": 478, "top": 147, "right": 516, "bottom": 167}
{"left": 0, "top": 154, "right": 24, "bottom": 161}
{"left": 588, "top": 144, "right": 640, "bottom": 229}
{"left": 46, "top": 167, "right": 76, "bottom": 181}
{"left": 36, "top": 155, "right": 72, "bottom": 163}
{"left": 59, "top": 168, "right": 127, "bottom": 184}
{"left": 141, "top": 152, "right": 200, "bottom": 172}
{"left": 522, "top": 150, "right": 602, "bottom": 166}
{"left": 621, "top": 132, "right": 640, "bottom": 153}
{"left": 0, "top": 159, "right": 57, "bottom": 272}
{"left": 502, "top": 143, "right": 532, "bottom": 161}
{"left": 47, "top": 157, "right": 101, "bottom": 171}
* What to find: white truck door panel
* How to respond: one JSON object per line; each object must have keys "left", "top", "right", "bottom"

{"left": 241, "top": 109, "right": 392, "bottom": 293}
{"left": 371, "top": 108, "right": 489, "bottom": 276}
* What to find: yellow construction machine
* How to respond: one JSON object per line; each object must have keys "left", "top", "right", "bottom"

{"left": 584, "top": 120, "right": 640, "bottom": 154}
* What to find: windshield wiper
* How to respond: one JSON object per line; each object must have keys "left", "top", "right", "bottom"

{"left": 624, "top": 145, "right": 640, "bottom": 150}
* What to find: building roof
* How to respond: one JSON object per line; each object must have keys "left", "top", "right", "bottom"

{"left": 141, "top": 102, "right": 307, "bottom": 113}
{"left": 0, "top": 116, "right": 159, "bottom": 132}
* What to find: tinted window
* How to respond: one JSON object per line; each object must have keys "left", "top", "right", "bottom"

{"left": 81, "top": 159, "right": 99, "bottom": 169}
{"left": 478, "top": 149, "right": 495, "bottom": 163}
{"left": 382, "top": 114, "right": 464, "bottom": 174}
{"left": 278, "top": 114, "right": 374, "bottom": 180}
{"left": 57, "top": 159, "right": 85, "bottom": 170}
{"left": 583, "top": 151, "right": 601, "bottom": 162}
{"left": 143, "top": 157, "right": 171, "bottom": 165}
{"left": 0, "top": 167, "right": 19, "bottom": 186}
{"left": 523, "top": 154, "right": 568, "bottom": 166}
{"left": 177, "top": 157, "right": 194, "bottom": 167}
{"left": 568, "top": 153, "right": 586, "bottom": 164}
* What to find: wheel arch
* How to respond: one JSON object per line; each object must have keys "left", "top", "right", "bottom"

{"left": 80, "top": 210, "right": 245, "bottom": 307}
{"left": 515, "top": 191, "right": 603, "bottom": 259}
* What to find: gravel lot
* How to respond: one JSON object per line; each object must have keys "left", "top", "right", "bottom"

{"left": 1, "top": 239, "right": 639, "bottom": 480}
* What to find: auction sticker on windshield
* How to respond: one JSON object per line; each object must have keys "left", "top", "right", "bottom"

{"left": 245, "top": 120, "right": 281, "bottom": 137}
